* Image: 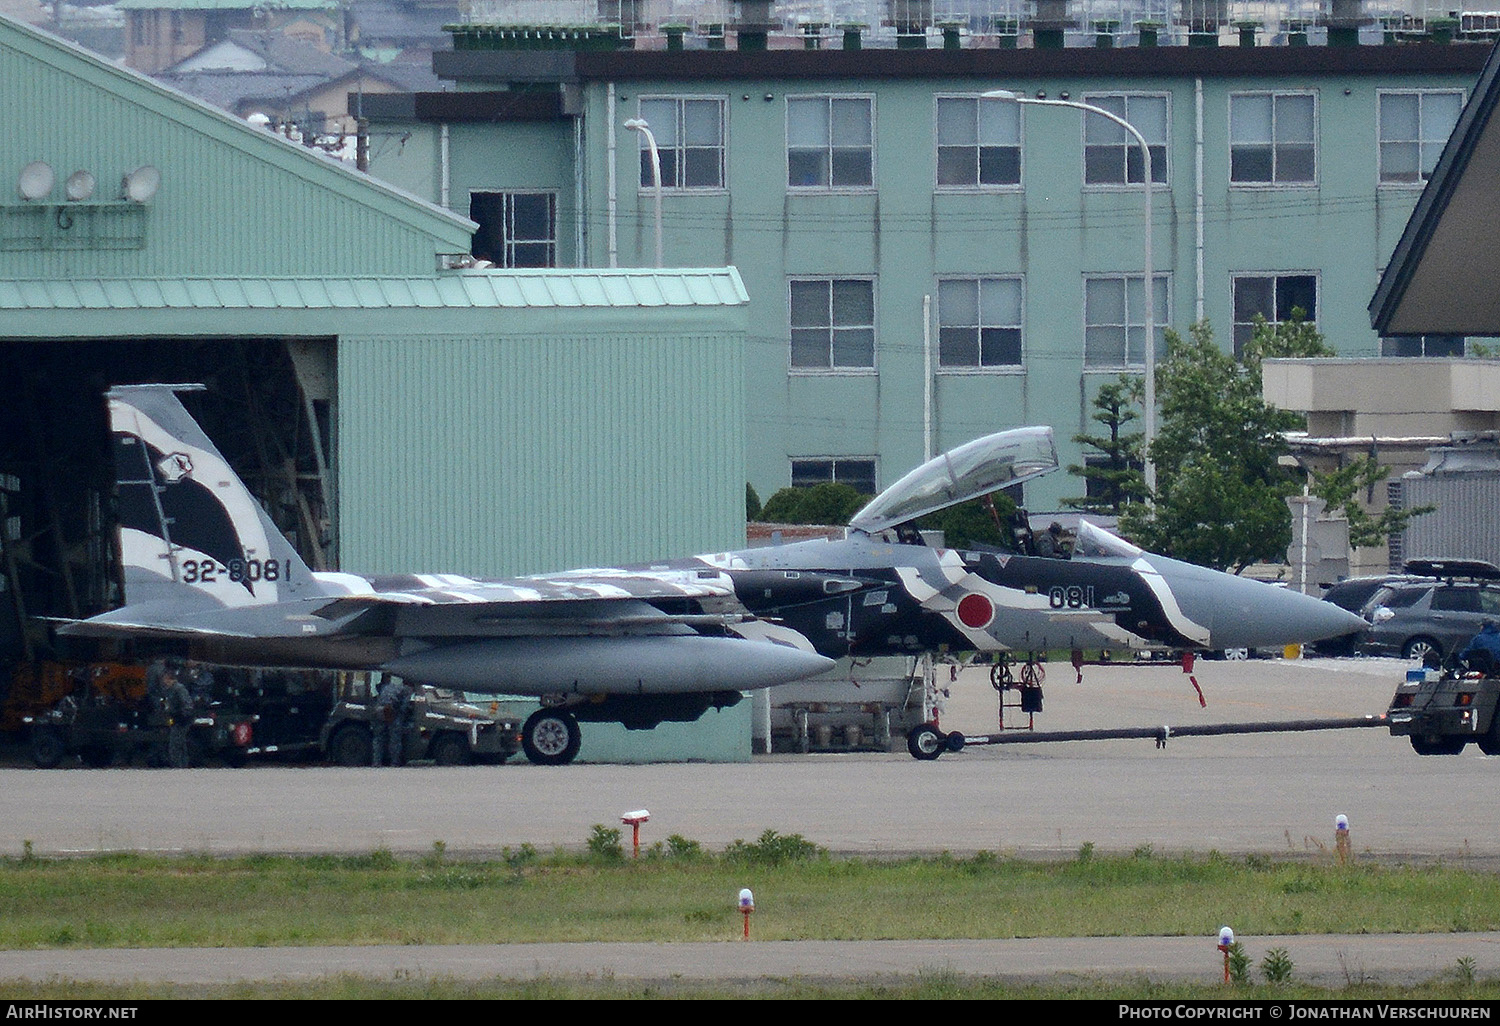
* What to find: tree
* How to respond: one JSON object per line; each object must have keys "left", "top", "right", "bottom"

{"left": 745, "top": 483, "right": 762, "bottom": 521}
{"left": 758, "top": 482, "right": 867, "bottom": 525}
{"left": 915, "top": 494, "right": 1018, "bottom": 549}
{"left": 1310, "top": 455, "right": 1435, "bottom": 550}
{"left": 1120, "top": 316, "right": 1332, "bottom": 573}
{"left": 1064, "top": 375, "right": 1146, "bottom": 516}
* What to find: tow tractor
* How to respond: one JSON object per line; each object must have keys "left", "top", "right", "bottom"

{"left": 1386, "top": 665, "right": 1500, "bottom": 756}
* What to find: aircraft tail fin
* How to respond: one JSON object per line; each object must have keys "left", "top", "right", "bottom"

{"left": 107, "top": 384, "right": 324, "bottom": 612}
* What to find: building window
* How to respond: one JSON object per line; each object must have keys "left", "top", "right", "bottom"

{"left": 1084, "top": 274, "right": 1168, "bottom": 369}
{"left": 1082, "top": 93, "right": 1168, "bottom": 185}
{"left": 1232, "top": 274, "right": 1317, "bottom": 356}
{"left": 1379, "top": 90, "right": 1463, "bottom": 185}
{"left": 792, "top": 458, "right": 877, "bottom": 495}
{"left": 636, "top": 97, "right": 726, "bottom": 189}
{"left": 1230, "top": 92, "right": 1316, "bottom": 185}
{"left": 938, "top": 277, "right": 1023, "bottom": 368}
{"left": 789, "top": 278, "right": 875, "bottom": 370}
{"left": 935, "top": 96, "right": 1020, "bottom": 188}
{"left": 1381, "top": 335, "right": 1466, "bottom": 357}
{"left": 469, "top": 191, "right": 556, "bottom": 268}
{"left": 787, "top": 96, "right": 873, "bottom": 189}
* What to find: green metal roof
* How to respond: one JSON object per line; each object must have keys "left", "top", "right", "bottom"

{"left": 0, "top": 270, "right": 749, "bottom": 311}
{"left": 0, "top": 13, "right": 476, "bottom": 279}
{"left": 114, "top": 0, "right": 335, "bottom": 9}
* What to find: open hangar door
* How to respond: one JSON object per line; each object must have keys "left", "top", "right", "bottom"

{"left": 0, "top": 336, "right": 336, "bottom": 666}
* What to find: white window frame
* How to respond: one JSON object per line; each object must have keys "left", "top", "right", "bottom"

{"left": 635, "top": 95, "right": 728, "bottom": 192}
{"left": 788, "top": 276, "right": 877, "bottom": 374}
{"left": 1080, "top": 92, "right": 1170, "bottom": 189}
{"left": 933, "top": 94, "right": 1022, "bottom": 192}
{"left": 1377, "top": 88, "right": 1464, "bottom": 188}
{"left": 468, "top": 190, "right": 557, "bottom": 269}
{"left": 936, "top": 275, "right": 1025, "bottom": 372}
{"left": 1083, "top": 273, "right": 1170, "bottom": 370}
{"left": 786, "top": 94, "right": 876, "bottom": 193}
{"left": 791, "top": 457, "right": 878, "bottom": 495}
{"left": 1229, "top": 91, "right": 1318, "bottom": 188}
{"left": 1230, "top": 272, "right": 1319, "bottom": 357}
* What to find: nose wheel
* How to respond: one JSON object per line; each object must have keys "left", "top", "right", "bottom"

{"left": 906, "top": 723, "right": 966, "bottom": 760}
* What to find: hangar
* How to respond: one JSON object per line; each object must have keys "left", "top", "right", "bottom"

{"left": 0, "top": 15, "right": 751, "bottom": 759}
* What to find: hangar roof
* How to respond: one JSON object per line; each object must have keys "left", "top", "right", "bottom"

{"left": 0, "top": 269, "right": 748, "bottom": 310}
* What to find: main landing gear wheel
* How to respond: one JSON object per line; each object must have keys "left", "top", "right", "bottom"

{"left": 907, "top": 723, "right": 946, "bottom": 761}
{"left": 523, "top": 709, "right": 582, "bottom": 766}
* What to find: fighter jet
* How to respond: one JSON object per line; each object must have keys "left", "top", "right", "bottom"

{"left": 61, "top": 385, "right": 1365, "bottom": 764}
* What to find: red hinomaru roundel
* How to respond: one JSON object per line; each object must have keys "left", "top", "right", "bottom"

{"left": 956, "top": 592, "right": 995, "bottom": 630}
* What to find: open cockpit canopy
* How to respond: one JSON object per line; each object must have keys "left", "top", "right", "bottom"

{"left": 848, "top": 427, "right": 1057, "bottom": 536}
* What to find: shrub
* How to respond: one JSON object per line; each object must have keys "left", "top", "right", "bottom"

{"left": 724, "top": 829, "right": 825, "bottom": 866}
{"left": 1260, "top": 946, "right": 1295, "bottom": 984}
{"left": 585, "top": 825, "right": 624, "bottom": 862}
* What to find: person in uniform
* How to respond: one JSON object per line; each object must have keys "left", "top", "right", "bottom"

{"left": 159, "top": 661, "right": 195, "bottom": 768}
{"left": 1458, "top": 621, "right": 1500, "bottom": 676}
{"left": 371, "top": 676, "right": 414, "bottom": 766}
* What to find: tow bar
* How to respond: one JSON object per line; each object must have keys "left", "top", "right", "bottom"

{"left": 906, "top": 715, "right": 1386, "bottom": 760}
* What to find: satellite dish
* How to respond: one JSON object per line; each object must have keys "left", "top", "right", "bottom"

{"left": 64, "top": 170, "right": 96, "bottom": 202}
{"left": 120, "top": 165, "right": 160, "bottom": 203}
{"left": 17, "top": 161, "right": 54, "bottom": 201}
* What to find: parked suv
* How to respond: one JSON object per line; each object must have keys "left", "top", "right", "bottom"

{"left": 1360, "top": 559, "right": 1500, "bottom": 663}
{"left": 1311, "top": 573, "right": 1428, "bottom": 656}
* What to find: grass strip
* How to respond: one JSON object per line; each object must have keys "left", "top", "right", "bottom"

{"left": 3, "top": 832, "right": 1500, "bottom": 950}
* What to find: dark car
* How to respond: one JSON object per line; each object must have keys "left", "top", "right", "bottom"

{"left": 1360, "top": 559, "right": 1500, "bottom": 663}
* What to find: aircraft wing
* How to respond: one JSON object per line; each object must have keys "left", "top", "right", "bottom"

{"left": 309, "top": 567, "right": 741, "bottom": 639}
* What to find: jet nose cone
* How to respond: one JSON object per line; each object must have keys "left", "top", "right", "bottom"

{"left": 1147, "top": 556, "right": 1368, "bottom": 651}
{"left": 1206, "top": 575, "right": 1368, "bottom": 650}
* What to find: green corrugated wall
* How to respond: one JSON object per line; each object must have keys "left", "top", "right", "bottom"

{"left": 337, "top": 324, "right": 747, "bottom": 577}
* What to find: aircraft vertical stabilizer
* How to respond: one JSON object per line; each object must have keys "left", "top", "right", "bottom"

{"left": 108, "top": 384, "right": 321, "bottom": 611}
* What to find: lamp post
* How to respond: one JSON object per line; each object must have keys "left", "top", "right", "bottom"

{"left": 981, "top": 90, "right": 1157, "bottom": 493}
{"left": 623, "top": 117, "right": 664, "bottom": 268}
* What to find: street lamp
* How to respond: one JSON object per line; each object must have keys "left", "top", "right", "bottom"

{"left": 981, "top": 89, "right": 1158, "bottom": 493}
{"left": 623, "top": 117, "right": 664, "bottom": 268}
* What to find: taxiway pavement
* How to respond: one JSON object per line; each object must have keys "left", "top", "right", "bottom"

{"left": 0, "top": 657, "right": 1475, "bottom": 862}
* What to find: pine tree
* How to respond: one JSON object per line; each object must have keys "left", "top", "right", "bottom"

{"left": 1064, "top": 375, "right": 1146, "bottom": 516}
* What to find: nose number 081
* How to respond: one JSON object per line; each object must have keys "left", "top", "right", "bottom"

{"left": 1049, "top": 585, "right": 1093, "bottom": 609}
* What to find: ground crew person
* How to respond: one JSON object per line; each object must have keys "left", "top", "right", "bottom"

{"left": 371, "top": 676, "right": 414, "bottom": 766}
{"left": 163, "top": 662, "right": 194, "bottom": 768}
